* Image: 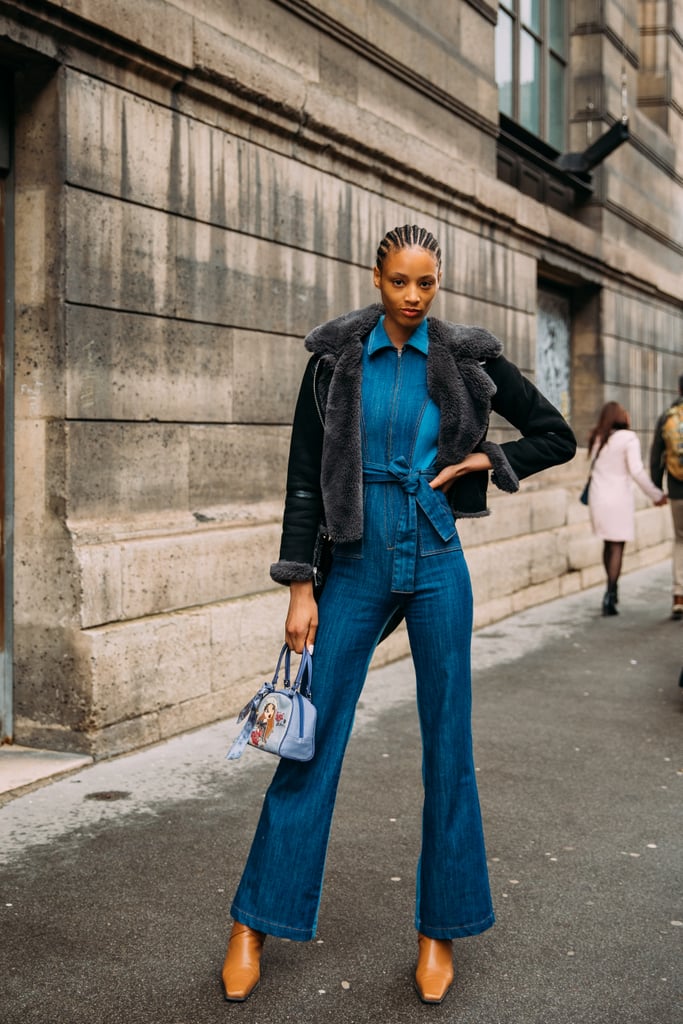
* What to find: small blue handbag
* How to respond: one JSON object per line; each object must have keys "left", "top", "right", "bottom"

{"left": 226, "top": 645, "right": 316, "bottom": 762}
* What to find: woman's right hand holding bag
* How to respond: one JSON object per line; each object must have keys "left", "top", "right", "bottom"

{"left": 285, "top": 580, "right": 318, "bottom": 654}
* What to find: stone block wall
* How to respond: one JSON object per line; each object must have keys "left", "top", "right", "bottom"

{"left": 2, "top": 0, "right": 680, "bottom": 756}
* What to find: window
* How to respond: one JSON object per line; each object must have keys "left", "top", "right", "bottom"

{"left": 496, "top": 1, "right": 567, "bottom": 152}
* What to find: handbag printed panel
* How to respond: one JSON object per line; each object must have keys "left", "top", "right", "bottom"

{"left": 249, "top": 691, "right": 293, "bottom": 754}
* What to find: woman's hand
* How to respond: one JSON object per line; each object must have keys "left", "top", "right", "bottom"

{"left": 654, "top": 495, "right": 668, "bottom": 507}
{"left": 285, "top": 581, "right": 318, "bottom": 654}
{"left": 430, "top": 452, "right": 493, "bottom": 494}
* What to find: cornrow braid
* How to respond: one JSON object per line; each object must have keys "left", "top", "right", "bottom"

{"left": 375, "top": 224, "right": 442, "bottom": 272}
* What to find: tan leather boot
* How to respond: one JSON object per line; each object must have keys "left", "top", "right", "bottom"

{"left": 221, "top": 922, "right": 266, "bottom": 1002}
{"left": 414, "top": 932, "right": 454, "bottom": 1004}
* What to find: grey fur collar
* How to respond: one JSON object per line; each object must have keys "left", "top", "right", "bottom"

{"left": 304, "top": 303, "right": 517, "bottom": 543}
{"left": 305, "top": 302, "right": 503, "bottom": 362}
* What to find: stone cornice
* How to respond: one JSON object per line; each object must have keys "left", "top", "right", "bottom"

{"left": 572, "top": 19, "right": 639, "bottom": 69}
{"left": 0, "top": 0, "right": 191, "bottom": 84}
{"left": 464, "top": 0, "right": 497, "bottom": 26}
{"left": 638, "top": 95, "right": 683, "bottom": 124}
{"left": 639, "top": 24, "right": 683, "bottom": 51}
{"left": 270, "top": 0, "right": 499, "bottom": 139}
{"left": 627, "top": 118, "right": 683, "bottom": 186}
{"left": 1, "top": 0, "right": 500, "bottom": 140}
{"left": 602, "top": 199, "right": 683, "bottom": 258}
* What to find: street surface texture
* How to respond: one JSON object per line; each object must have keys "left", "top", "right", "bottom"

{"left": 1, "top": 562, "right": 680, "bottom": 1024}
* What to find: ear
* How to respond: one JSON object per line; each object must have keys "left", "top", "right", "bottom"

{"left": 373, "top": 266, "right": 381, "bottom": 290}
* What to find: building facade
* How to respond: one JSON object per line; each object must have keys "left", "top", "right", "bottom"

{"left": 0, "top": 0, "right": 680, "bottom": 755}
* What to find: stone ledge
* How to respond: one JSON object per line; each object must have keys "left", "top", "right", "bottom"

{"left": 0, "top": 745, "right": 93, "bottom": 797}
{"left": 14, "top": 549, "right": 672, "bottom": 759}
{"left": 67, "top": 501, "right": 284, "bottom": 545}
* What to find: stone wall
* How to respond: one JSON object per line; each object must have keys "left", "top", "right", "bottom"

{"left": 2, "top": 0, "right": 680, "bottom": 756}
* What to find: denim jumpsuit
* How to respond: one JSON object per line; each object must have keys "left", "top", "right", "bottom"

{"left": 231, "top": 317, "right": 495, "bottom": 941}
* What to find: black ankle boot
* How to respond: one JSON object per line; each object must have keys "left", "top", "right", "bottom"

{"left": 602, "top": 589, "right": 618, "bottom": 616}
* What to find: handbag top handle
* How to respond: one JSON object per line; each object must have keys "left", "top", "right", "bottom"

{"left": 273, "top": 644, "right": 313, "bottom": 699}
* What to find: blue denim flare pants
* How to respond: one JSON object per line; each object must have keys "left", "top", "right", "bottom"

{"left": 231, "top": 329, "right": 494, "bottom": 941}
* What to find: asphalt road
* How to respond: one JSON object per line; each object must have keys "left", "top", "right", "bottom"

{"left": 1, "top": 563, "right": 681, "bottom": 1024}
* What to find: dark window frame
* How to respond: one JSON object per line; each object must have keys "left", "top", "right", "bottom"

{"left": 496, "top": 0, "right": 568, "bottom": 152}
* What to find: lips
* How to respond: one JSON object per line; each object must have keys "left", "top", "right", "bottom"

{"left": 401, "top": 308, "right": 421, "bottom": 317}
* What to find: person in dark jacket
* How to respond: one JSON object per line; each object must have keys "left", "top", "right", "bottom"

{"left": 221, "top": 225, "right": 577, "bottom": 1005}
{"left": 649, "top": 373, "right": 683, "bottom": 619}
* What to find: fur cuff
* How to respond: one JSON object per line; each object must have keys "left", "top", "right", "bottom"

{"left": 270, "top": 561, "right": 314, "bottom": 585}
{"left": 480, "top": 441, "right": 519, "bottom": 492}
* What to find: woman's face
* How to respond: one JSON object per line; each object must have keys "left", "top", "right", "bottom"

{"left": 373, "top": 245, "right": 441, "bottom": 345}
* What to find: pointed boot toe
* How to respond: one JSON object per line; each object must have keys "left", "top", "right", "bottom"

{"left": 414, "top": 932, "right": 454, "bottom": 1004}
{"left": 221, "top": 922, "right": 266, "bottom": 1002}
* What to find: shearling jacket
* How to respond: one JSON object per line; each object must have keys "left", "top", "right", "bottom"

{"left": 271, "top": 303, "right": 576, "bottom": 584}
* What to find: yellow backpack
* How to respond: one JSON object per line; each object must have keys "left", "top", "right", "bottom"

{"left": 662, "top": 402, "right": 683, "bottom": 481}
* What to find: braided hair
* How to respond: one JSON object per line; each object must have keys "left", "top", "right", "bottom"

{"left": 375, "top": 224, "right": 442, "bottom": 272}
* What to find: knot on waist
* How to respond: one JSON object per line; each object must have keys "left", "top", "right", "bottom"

{"left": 363, "top": 457, "right": 457, "bottom": 593}
{"left": 364, "top": 456, "right": 429, "bottom": 492}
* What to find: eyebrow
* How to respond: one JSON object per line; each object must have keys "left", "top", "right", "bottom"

{"left": 390, "top": 273, "right": 437, "bottom": 281}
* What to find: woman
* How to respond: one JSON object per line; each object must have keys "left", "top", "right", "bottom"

{"left": 587, "top": 401, "right": 666, "bottom": 615}
{"left": 222, "top": 225, "right": 576, "bottom": 1004}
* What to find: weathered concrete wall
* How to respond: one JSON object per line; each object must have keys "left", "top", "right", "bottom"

{"left": 3, "top": 0, "right": 681, "bottom": 756}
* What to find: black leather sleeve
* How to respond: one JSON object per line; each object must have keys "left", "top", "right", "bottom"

{"left": 270, "top": 356, "right": 325, "bottom": 584}
{"left": 487, "top": 355, "right": 577, "bottom": 479}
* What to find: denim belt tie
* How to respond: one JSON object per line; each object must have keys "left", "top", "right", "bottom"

{"left": 363, "top": 456, "right": 457, "bottom": 593}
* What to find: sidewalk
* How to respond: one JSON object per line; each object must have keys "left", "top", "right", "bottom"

{"left": 0, "top": 746, "right": 92, "bottom": 797}
{"left": 0, "top": 562, "right": 680, "bottom": 1024}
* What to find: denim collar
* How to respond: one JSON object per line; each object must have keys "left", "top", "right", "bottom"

{"left": 367, "top": 316, "right": 429, "bottom": 357}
